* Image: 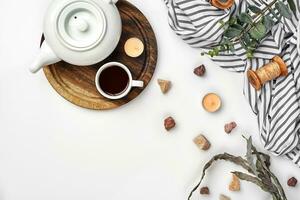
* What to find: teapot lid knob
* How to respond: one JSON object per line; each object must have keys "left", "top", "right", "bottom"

{"left": 74, "top": 17, "right": 89, "bottom": 32}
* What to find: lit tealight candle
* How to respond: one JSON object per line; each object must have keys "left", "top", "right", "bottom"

{"left": 202, "top": 93, "right": 222, "bottom": 113}
{"left": 124, "top": 37, "right": 144, "bottom": 58}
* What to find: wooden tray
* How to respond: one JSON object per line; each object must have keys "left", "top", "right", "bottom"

{"left": 42, "top": 0, "right": 157, "bottom": 110}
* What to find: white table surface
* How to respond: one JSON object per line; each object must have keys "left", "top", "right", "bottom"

{"left": 0, "top": 0, "right": 299, "bottom": 199}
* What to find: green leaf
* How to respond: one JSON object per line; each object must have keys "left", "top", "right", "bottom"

{"left": 241, "top": 41, "right": 247, "bottom": 49}
{"left": 243, "top": 33, "right": 251, "bottom": 46}
{"left": 249, "top": 22, "right": 267, "bottom": 40}
{"left": 228, "top": 17, "right": 237, "bottom": 25}
{"left": 287, "top": 0, "right": 297, "bottom": 16}
{"left": 249, "top": 5, "right": 261, "bottom": 13}
{"left": 275, "top": 1, "right": 292, "bottom": 19}
{"left": 238, "top": 13, "right": 253, "bottom": 24}
{"left": 263, "top": 15, "right": 274, "bottom": 31}
{"left": 231, "top": 23, "right": 243, "bottom": 30}
{"left": 224, "top": 27, "right": 242, "bottom": 38}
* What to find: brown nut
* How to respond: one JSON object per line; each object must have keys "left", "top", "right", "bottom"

{"left": 219, "top": 194, "right": 231, "bottom": 200}
{"left": 229, "top": 174, "right": 240, "bottom": 191}
{"left": 194, "top": 65, "right": 206, "bottom": 77}
{"left": 158, "top": 79, "right": 172, "bottom": 94}
{"left": 224, "top": 122, "right": 237, "bottom": 134}
{"left": 194, "top": 134, "right": 211, "bottom": 150}
{"left": 200, "top": 186, "right": 210, "bottom": 195}
{"left": 164, "top": 117, "right": 176, "bottom": 131}
{"left": 287, "top": 177, "right": 297, "bottom": 187}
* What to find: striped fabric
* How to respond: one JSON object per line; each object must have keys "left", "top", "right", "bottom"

{"left": 165, "top": 0, "right": 300, "bottom": 166}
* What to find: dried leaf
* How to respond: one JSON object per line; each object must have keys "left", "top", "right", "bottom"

{"left": 187, "top": 153, "right": 252, "bottom": 200}
{"left": 251, "top": 143, "right": 287, "bottom": 200}
{"left": 232, "top": 171, "right": 272, "bottom": 193}
{"left": 245, "top": 136, "right": 257, "bottom": 174}
{"left": 188, "top": 137, "right": 287, "bottom": 200}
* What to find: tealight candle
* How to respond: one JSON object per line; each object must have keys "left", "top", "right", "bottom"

{"left": 202, "top": 93, "right": 222, "bottom": 113}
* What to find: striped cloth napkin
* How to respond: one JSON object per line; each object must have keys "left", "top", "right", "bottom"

{"left": 164, "top": 0, "right": 300, "bottom": 166}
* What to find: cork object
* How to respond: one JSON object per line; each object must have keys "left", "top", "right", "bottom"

{"left": 247, "top": 56, "right": 288, "bottom": 90}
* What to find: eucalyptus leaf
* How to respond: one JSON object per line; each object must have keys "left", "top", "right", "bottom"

{"left": 287, "top": 0, "right": 297, "bottom": 16}
{"left": 224, "top": 27, "right": 242, "bottom": 38}
{"left": 275, "top": 1, "right": 292, "bottom": 19}
{"left": 231, "top": 24, "right": 243, "bottom": 30}
{"left": 229, "top": 44, "right": 235, "bottom": 53}
{"left": 229, "top": 17, "right": 237, "bottom": 25}
{"left": 243, "top": 33, "right": 251, "bottom": 46}
{"left": 249, "top": 22, "right": 266, "bottom": 40}
{"left": 238, "top": 13, "right": 253, "bottom": 24}
{"left": 249, "top": 5, "right": 261, "bottom": 13}
{"left": 263, "top": 15, "right": 275, "bottom": 31}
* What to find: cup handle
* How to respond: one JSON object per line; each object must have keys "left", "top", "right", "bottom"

{"left": 132, "top": 80, "right": 144, "bottom": 88}
{"left": 106, "top": 0, "right": 118, "bottom": 4}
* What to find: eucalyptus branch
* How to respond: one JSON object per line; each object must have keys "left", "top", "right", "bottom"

{"left": 232, "top": 0, "right": 278, "bottom": 43}
{"left": 206, "top": 0, "right": 295, "bottom": 58}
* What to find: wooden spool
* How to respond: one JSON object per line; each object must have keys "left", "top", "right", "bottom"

{"left": 210, "top": 0, "right": 234, "bottom": 9}
{"left": 247, "top": 56, "right": 288, "bottom": 90}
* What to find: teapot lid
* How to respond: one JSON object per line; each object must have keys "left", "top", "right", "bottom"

{"left": 56, "top": 0, "right": 106, "bottom": 51}
{"left": 43, "top": 0, "right": 122, "bottom": 66}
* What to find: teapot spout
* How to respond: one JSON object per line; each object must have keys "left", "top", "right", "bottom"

{"left": 29, "top": 41, "right": 61, "bottom": 73}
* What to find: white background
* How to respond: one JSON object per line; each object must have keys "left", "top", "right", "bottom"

{"left": 0, "top": 0, "right": 299, "bottom": 200}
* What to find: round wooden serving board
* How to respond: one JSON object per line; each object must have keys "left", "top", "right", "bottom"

{"left": 42, "top": 0, "right": 157, "bottom": 110}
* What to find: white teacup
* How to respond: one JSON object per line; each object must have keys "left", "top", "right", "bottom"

{"left": 95, "top": 62, "right": 144, "bottom": 100}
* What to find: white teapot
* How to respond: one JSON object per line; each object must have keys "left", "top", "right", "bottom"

{"left": 30, "top": 0, "right": 122, "bottom": 73}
